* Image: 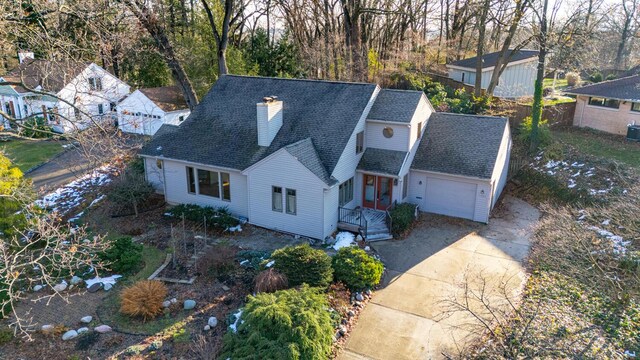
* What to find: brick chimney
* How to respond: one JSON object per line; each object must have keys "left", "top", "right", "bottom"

{"left": 256, "top": 96, "right": 283, "bottom": 147}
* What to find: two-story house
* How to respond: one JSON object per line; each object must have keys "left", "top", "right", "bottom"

{"left": 0, "top": 53, "right": 130, "bottom": 133}
{"left": 139, "top": 75, "right": 511, "bottom": 240}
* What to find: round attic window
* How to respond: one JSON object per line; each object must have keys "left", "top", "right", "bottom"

{"left": 383, "top": 127, "right": 394, "bottom": 138}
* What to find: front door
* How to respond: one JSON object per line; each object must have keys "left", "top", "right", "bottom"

{"left": 362, "top": 174, "right": 393, "bottom": 210}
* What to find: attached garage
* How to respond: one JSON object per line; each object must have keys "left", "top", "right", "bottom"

{"left": 408, "top": 113, "right": 511, "bottom": 223}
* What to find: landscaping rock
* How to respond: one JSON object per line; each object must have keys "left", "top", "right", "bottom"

{"left": 33, "top": 285, "right": 43, "bottom": 292}
{"left": 338, "top": 325, "right": 347, "bottom": 336}
{"left": 94, "top": 325, "right": 112, "bottom": 333}
{"left": 208, "top": 316, "right": 218, "bottom": 328}
{"left": 80, "top": 316, "right": 92, "bottom": 323}
{"left": 103, "top": 283, "right": 113, "bottom": 291}
{"left": 347, "top": 310, "right": 355, "bottom": 318}
{"left": 204, "top": 325, "right": 211, "bottom": 331}
{"left": 355, "top": 293, "right": 364, "bottom": 302}
{"left": 62, "top": 330, "right": 78, "bottom": 341}
{"left": 162, "top": 300, "right": 171, "bottom": 308}
{"left": 364, "top": 246, "right": 371, "bottom": 251}
{"left": 221, "top": 285, "right": 230, "bottom": 291}
{"left": 356, "top": 235, "right": 363, "bottom": 242}
{"left": 183, "top": 300, "right": 196, "bottom": 310}
{"left": 77, "top": 327, "right": 89, "bottom": 334}
{"left": 365, "top": 289, "right": 372, "bottom": 296}
{"left": 53, "top": 280, "right": 68, "bottom": 292}
{"left": 87, "top": 282, "right": 102, "bottom": 293}
{"left": 70, "top": 276, "right": 83, "bottom": 285}
{"left": 170, "top": 298, "right": 177, "bottom": 304}
{"left": 41, "top": 324, "right": 54, "bottom": 333}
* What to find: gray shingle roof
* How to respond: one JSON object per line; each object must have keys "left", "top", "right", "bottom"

{"left": 284, "top": 138, "right": 336, "bottom": 185}
{"left": 564, "top": 75, "right": 640, "bottom": 101}
{"left": 448, "top": 49, "right": 539, "bottom": 69}
{"left": 367, "top": 89, "right": 424, "bottom": 123}
{"left": 411, "top": 113, "right": 508, "bottom": 179}
{"left": 139, "top": 75, "right": 377, "bottom": 184}
{"left": 357, "top": 148, "right": 408, "bottom": 176}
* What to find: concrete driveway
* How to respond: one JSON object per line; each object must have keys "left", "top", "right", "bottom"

{"left": 339, "top": 195, "right": 540, "bottom": 360}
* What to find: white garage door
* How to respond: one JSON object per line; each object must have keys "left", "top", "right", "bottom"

{"left": 424, "top": 176, "right": 477, "bottom": 220}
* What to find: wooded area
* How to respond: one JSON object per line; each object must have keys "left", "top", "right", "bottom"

{"left": 1, "top": 0, "right": 637, "bottom": 102}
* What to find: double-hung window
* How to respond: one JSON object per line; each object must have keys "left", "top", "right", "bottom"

{"left": 355, "top": 131, "right": 364, "bottom": 154}
{"left": 339, "top": 178, "right": 354, "bottom": 206}
{"left": 632, "top": 103, "right": 640, "bottom": 112}
{"left": 272, "top": 186, "right": 283, "bottom": 212}
{"left": 286, "top": 189, "right": 297, "bottom": 215}
{"left": 88, "top": 77, "right": 102, "bottom": 91}
{"left": 198, "top": 169, "right": 220, "bottom": 198}
{"left": 186, "top": 166, "right": 196, "bottom": 194}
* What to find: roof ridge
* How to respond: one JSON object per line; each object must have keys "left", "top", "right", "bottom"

{"left": 222, "top": 74, "right": 377, "bottom": 87}
{"left": 569, "top": 74, "right": 640, "bottom": 90}
{"left": 435, "top": 112, "right": 508, "bottom": 121}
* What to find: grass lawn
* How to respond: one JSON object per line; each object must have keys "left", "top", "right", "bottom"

{"left": 0, "top": 137, "right": 66, "bottom": 172}
{"left": 553, "top": 128, "right": 640, "bottom": 170}
{"left": 543, "top": 77, "right": 569, "bottom": 90}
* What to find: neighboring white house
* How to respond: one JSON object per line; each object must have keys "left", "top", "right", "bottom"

{"left": 446, "top": 49, "right": 539, "bottom": 98}
{"left": 0, "top": 52, "right": 130, "bottom": 133}
{"left": 140, "top": 75, "right": 511, "bottom": 240}
{"left": 117, "top": 86, "right": 191, "bottom": 135}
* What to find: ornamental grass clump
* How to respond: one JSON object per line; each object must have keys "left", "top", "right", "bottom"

{"left": 254, "top": 268, "right": 288, "bottom": 293}
{"left": 221, "top": 285, "right": 334, "bottom": 360}
{"left": 120, "top": 280, "right": 167, "bottom": 321}
{"left": 332, "top": 247, "right": 384, "bottom": 290}
{"left": 271, "top": 244, "right": 333, "bottom": 287}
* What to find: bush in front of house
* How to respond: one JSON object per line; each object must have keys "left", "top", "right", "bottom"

{"left": 517, "top": 116, "right": 552, "bottom": 148}
{"left": 332, "top": 247, "right": 384, "bottom": 291}
{"left": 271, "top": 244, "right": 333, "bottom": 288}
{"left": 120, "top": 280, "right": 167, "bottom": 321}
{"left": 389, "top": 203, "right": 418, "bottom": 237}
{"left": 166, "top": 204, "right": 238, "bottom": 231}
{"left": 220, "top": 285, "right": 333, "bottom": 360}
{"left": 565, "top": 72, "right": 580, "bottom": 87}
{"left": 589, "top": 71, "right": 603, "bottom": 83}
{"left": 21, "top": 117, "right": 52, "bottom": 139}
{"left": 99, "top": 236, "right": 143, "bottom": 274}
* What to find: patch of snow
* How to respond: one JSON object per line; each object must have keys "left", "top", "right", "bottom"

{"left": 239, "top": 259, "right": 249, "bottom": 266}
{"left": 585, "top": 225, "right": 630, "bottom": 256}
{"left": 229, "top": 309, "right": 243, "bottom": 333}
{"left": 333, "top": 232, "right": 356, "bottom": 250}
{"left": 265, "top": 260, "right": 275, "bottom": 268}
{"left": 226, "top": 225, "right": 242, "bottom": 232}
{"left": 85, "top": 275, "right": 122, "bottom": 288}
{"left": 601, "top": 219, "right": 611, "bottom": 226}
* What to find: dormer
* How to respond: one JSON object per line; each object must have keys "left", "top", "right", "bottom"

{"left": 257, "top": 96, "right": 283, "bottom": 147}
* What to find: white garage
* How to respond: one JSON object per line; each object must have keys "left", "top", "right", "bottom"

{"left": 408, "top": 113, "right": 511, "bottom": 223}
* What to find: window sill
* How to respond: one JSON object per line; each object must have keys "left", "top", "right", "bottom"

{"left": 586, "top": 105, "right": 619, "bottom": 112}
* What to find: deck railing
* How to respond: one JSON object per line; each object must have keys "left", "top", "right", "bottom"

{"left": 384, "top": 202, "right": 395, "bottom": 236}
{"left": 338, "top": 207, "right": 368, "bottom": 238}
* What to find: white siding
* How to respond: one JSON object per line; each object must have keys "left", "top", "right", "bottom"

{"left": 56, "top": 63, "right": 130, "bottom": 132}
{"left": 365, "top": 121, "right": 411, "bottom": 152}
{"left": 144, "top": 157, "right": 165, "bottom": 193}
{"left": 118, "top": 91, "right": 190, "bottom": 135}
{"left": 164, "top": 109, "right": 191, "bottom": 125}
{"left": 161, "top": 159, "right": 248, "bottom": 217}
{"left": 331, "top": 86, "right": 380, "bottom": 183}
{"left": 323, "top": 185, "right": 340, "bottom": 237}
{"left": 492, "top": 60, "right": 536, "bottom": 98}
{"left": 490, "top": 125, "right": 512, "bottom": 208}
{"left": 245, "top": 150, "right": 328, "bottom": 239}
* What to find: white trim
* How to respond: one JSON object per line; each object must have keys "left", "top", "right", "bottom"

{"left": 410, "top": 168, "right": 492, "bottom": 183}
{"left": 139, "top": 154, "right": 241, "bottom": 172}
{"left": 355, "top": 169, "right": 401, "bottom": 179}
{"left": 365, "top": 118, "right": 412, "bottom": 126}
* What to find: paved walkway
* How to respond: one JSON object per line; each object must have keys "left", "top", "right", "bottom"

{"left": 340, "top": 196, "right": 539, "bottom": 359}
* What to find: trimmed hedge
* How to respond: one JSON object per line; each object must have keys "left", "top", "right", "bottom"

{"left": 389, "top": 203, "right": 417, "bottom": 236}
{"left": 221, "top": 285, "right": 333, "bottom": 360}
{"left": 271, "top": 244, "right": 333, "bottom": 287}
{"left": 332, "top": 247, "right": 384, "bottom": 290}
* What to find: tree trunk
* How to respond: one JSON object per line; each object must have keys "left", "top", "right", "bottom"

{"left": 121, "top": 0, "right": 198, "bottom": 110}
{"left": 530, "top": 0, "right": 548, "bottom": 153}
{"left": 474, "top": 0, "right": 490, "bottom": 97}
{"left": 615, "top": 1, "right": 634, "bottom": 70}
{"left": 201, "top": 0, "right": 233, "bottom": 76}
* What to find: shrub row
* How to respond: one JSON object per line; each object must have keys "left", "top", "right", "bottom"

{"left": 166, "top": 204, "right": 238, "bottom": 231}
